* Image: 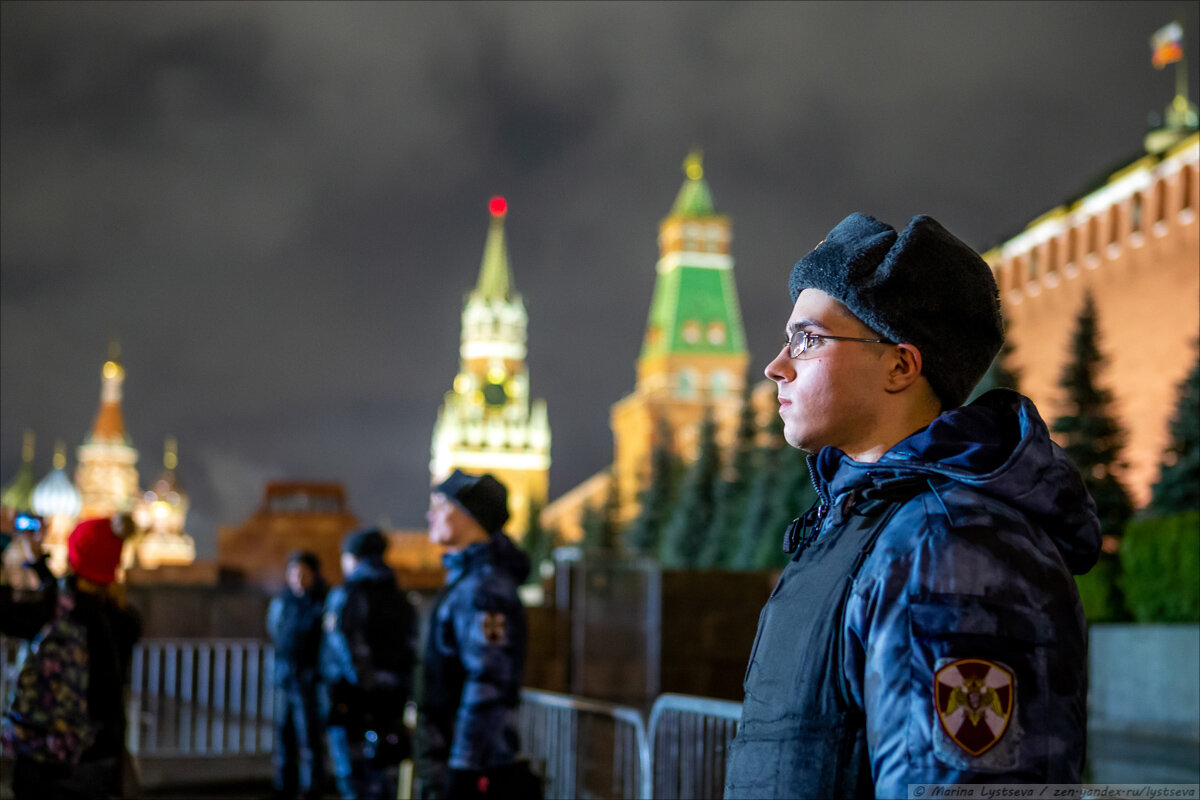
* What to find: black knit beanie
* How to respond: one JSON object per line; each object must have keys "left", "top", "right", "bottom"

{"left": 433, "top": 469, "right": 510, "bottom": 535}
{"left": 341, "top": 527, "right": 387, "bottom": 558}
{"left": 788, "top": 212, "right": 1003, "bottom": 408}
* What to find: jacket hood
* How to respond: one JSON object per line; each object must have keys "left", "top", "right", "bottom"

{"left": 443, "top": 532, "right": 531, "bottom": 585}
{"left": 814, "top": 389, "right": 1101, "bottom": 574}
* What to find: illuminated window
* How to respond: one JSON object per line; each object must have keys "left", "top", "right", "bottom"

{"left": 677, "top": 369, "right": 698, "bottom": 398}
{"left": 1155, "top": 179, "right": 1168, "bottom": 225}
{"left": 1131, "top": 193, "right": 1143, "bottom": 234}
{"left": 1066, "top": 227, "right": 1077, "bottom": 266}
{"left": 1047, "top": 238, "right": 1059, "bottom": 277}
{"left": 1108, "top": 205, "right": 1120, "bottom": 247}
{"left": 710, "top": 370, "right": 732, "bottom": 397}
{"left": 1087, "top": 217, "right": 1099, "bottom": 255}
{"left": 1028, "top": 248, "right": 1039, "bottom": 280}
{"left": 682, "top": 320, "right": 701, "bottom": 344}
{"left": 707, "top": 322, "right": 726, "bottom": 345}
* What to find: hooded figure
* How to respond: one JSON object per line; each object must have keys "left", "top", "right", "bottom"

{"left": 723, "top": 213, "right": 1100, "bottom": 798}
{"left": 418, "top": 470, "right": 535, "bottom": 800}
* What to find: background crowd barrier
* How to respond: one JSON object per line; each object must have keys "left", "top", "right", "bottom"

{"left": 4, "top": 637, "right": 748, "bottom": 798}
{"left": 647, "top": 693, "right": 742, "bottom": 800}
{"left": 518, "top": 688, "right": 649, "bottom": 799}
{"left": 127, "top": 638, "right": 275, "bottom": 757}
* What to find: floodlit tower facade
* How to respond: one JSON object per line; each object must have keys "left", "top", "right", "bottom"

{"left": 610, "top": 152, "right": 749, "bottom": 521}
{"left": 133, "top": 436, "right": 196, "bottom": 567}
{"left": 32, "top": 441, "right": 82, "bottom": 575}
{"left": 430, "top": 197, "right": 551, "bottom": 539}
{"left": 75, "top": 349, "right": 140, "bottom": 519}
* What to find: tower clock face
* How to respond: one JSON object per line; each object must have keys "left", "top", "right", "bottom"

{"left": 483, "top": 379, "right": 508, "bottom": 406}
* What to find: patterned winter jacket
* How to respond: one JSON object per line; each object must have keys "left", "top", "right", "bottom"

{"left": 729, "top": 389, "right": 1101, "bottom": 798}
{"left": 418, "top": 533, "right": 530, "bottom": 776}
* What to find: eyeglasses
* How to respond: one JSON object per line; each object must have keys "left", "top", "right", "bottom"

{"left": 784, "top": 329, "right": 892, "bottom": 359}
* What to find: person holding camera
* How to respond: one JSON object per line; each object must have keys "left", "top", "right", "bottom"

{"left": 0, "top": 512, "right": 56, "bottom": 626}
{"left": 2, "top": 513, "right": 142, "bottom": 800}
{"left": 319, "top": 528, "right": 417, "bottom": 800}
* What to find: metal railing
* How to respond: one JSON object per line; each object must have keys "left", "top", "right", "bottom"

{"left": 1, "top": 636, "right": 275, "bottom": 759}
{"left": 519, "top": 688, "right": 649, "bottom": 800}
{"left": 517, "top": 689, "right": 743, "bottom": 799}
{"left": 5, "top": 636, "right": 747, "bottom": 799}
{"left": 128, "top": 638, "right": 275, "bottom": 757}
{"left": 647, "top": 693, "right": 742, "bottom": 800}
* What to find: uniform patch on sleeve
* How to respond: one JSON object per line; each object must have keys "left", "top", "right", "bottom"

{"left": 480, "top": 612, "right": 507, "bottom": 645}
{"left": 933, "top": 658, "right": 1016, "bottom": 765}
{"left": 323, "top": 610, "right": 337, "bottom": 633}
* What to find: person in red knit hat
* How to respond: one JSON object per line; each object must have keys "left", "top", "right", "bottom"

{"left": 4, "top": 513, "right": 142, "bottom": 800}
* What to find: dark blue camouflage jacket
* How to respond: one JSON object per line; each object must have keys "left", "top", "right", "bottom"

{"left": 419, "top": 533, "right": 530, "bottom": 774}
{"left": 266, "top": 580, "right": 327, "bottom": 686}
{"left": 821, "top": 390, "right": 1100, "bottom": 796}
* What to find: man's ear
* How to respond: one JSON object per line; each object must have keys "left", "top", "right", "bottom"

{"left": 883, "top": 343, "right": 923, "bottom": 393}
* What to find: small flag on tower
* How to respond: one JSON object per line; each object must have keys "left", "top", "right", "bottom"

{"left": 1151, "top": 22, "right": 1183, "bottom": 70}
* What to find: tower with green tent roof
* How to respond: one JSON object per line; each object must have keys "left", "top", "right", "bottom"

{"left": 610, "top": 151, "right": 750, "bottom": 522}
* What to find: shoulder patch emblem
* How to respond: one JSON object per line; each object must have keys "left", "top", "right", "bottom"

{"left": 480, "top": 612, "right": 507, "bottom": 645}
{"left": 323, "top": 610, "right": 337, "bottom": 634}
{"left": 934, "top": 658, "right": 1014, "bottom": 756}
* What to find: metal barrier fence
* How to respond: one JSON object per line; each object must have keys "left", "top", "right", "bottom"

{"left": 1, "top": 636, "right": 275, "bottom": 759}
{"left": 517, "top": 689, "right": 743, "bottom": 800}
{"left": 5, "top": 636, "right": 745, "bottom": 798}
{"left": 647, "top": 693, "right": 742, "bottom": 800}
{"left": 128, "top": 638, "right": 276, "bottom": 757}
{"left": 518, "top": 688, "right": 649, "bottom": 800}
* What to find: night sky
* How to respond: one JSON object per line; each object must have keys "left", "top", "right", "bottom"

{"left": 3, "top": 1, "right": 1198, "bottom": 557}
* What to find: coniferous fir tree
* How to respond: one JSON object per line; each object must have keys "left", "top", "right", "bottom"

{"left": 969, "top": 322, "right": 1020, "bottom": 401}
{"left": 625, "top": 418, "right": 681, "bottom": 557}
{"left": 1151, "top": 344, "right": 1200, "bottom": 515}
{"left": 1052, "top": 291, "right": 1134, "bottom": 538}
{"left": 1052, "top": 291, "right": 1133, "bottom": 620}
{"left": 582, "top": 470, "right": 622, "bottom": 554}
{"left": 520, "top": 499, "right": 556, "bottom": 584}
{"left": 754, "top": 441, "right": 817, "bottom": 570}
{"left": 699, "top": 380, "right": 758, "bottom": 568}
{"left": 660, "top": 414, "right": 722, "bottom": 568}
{"left": 731, "top": 411, "right": 786, "bottom": 569}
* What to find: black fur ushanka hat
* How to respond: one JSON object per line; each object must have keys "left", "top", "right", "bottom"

{"left": 788, "top": 212, "right": 1003, "bottom": 408}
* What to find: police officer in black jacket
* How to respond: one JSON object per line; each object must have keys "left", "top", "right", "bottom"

{"left": 320, "top": 528, "right": 417, "bottom": 800}
{"left": 266, "top": 550, "right": 328, "bottom": 800}
{"left": 417, "top": 470, "right": 536, "bottom": 800}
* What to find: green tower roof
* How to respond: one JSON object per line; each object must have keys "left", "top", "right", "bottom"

{"left": 669, "top": 150, "right": 716, "bottom": 218}
{"left": 642, "top": 265, "right": 746, "bottom": 358}
{"left": 641, "top": 152, "right": 747, "bottom": 361}
{"left": 475, "top": 197, "right": 513, "bottom": 301}
{"left": 1, "top": 431, "right": 37, "bottom": 512}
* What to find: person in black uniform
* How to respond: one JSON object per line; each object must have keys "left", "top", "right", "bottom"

{"left": 320, "top": 528, "right": 417, "bottom": 800}
{"left": 416, "top": 470, "right": 535, "bottom": 800}
{"left": 266, "top": 549, "right": 328, "bottom": 799}
{"left": 723, "top": 213, "right": 1101, "bottom": 799}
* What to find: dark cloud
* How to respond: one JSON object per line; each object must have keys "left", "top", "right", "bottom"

{"left": 3, "top": 1, "right": 1198, "bottom": 556}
